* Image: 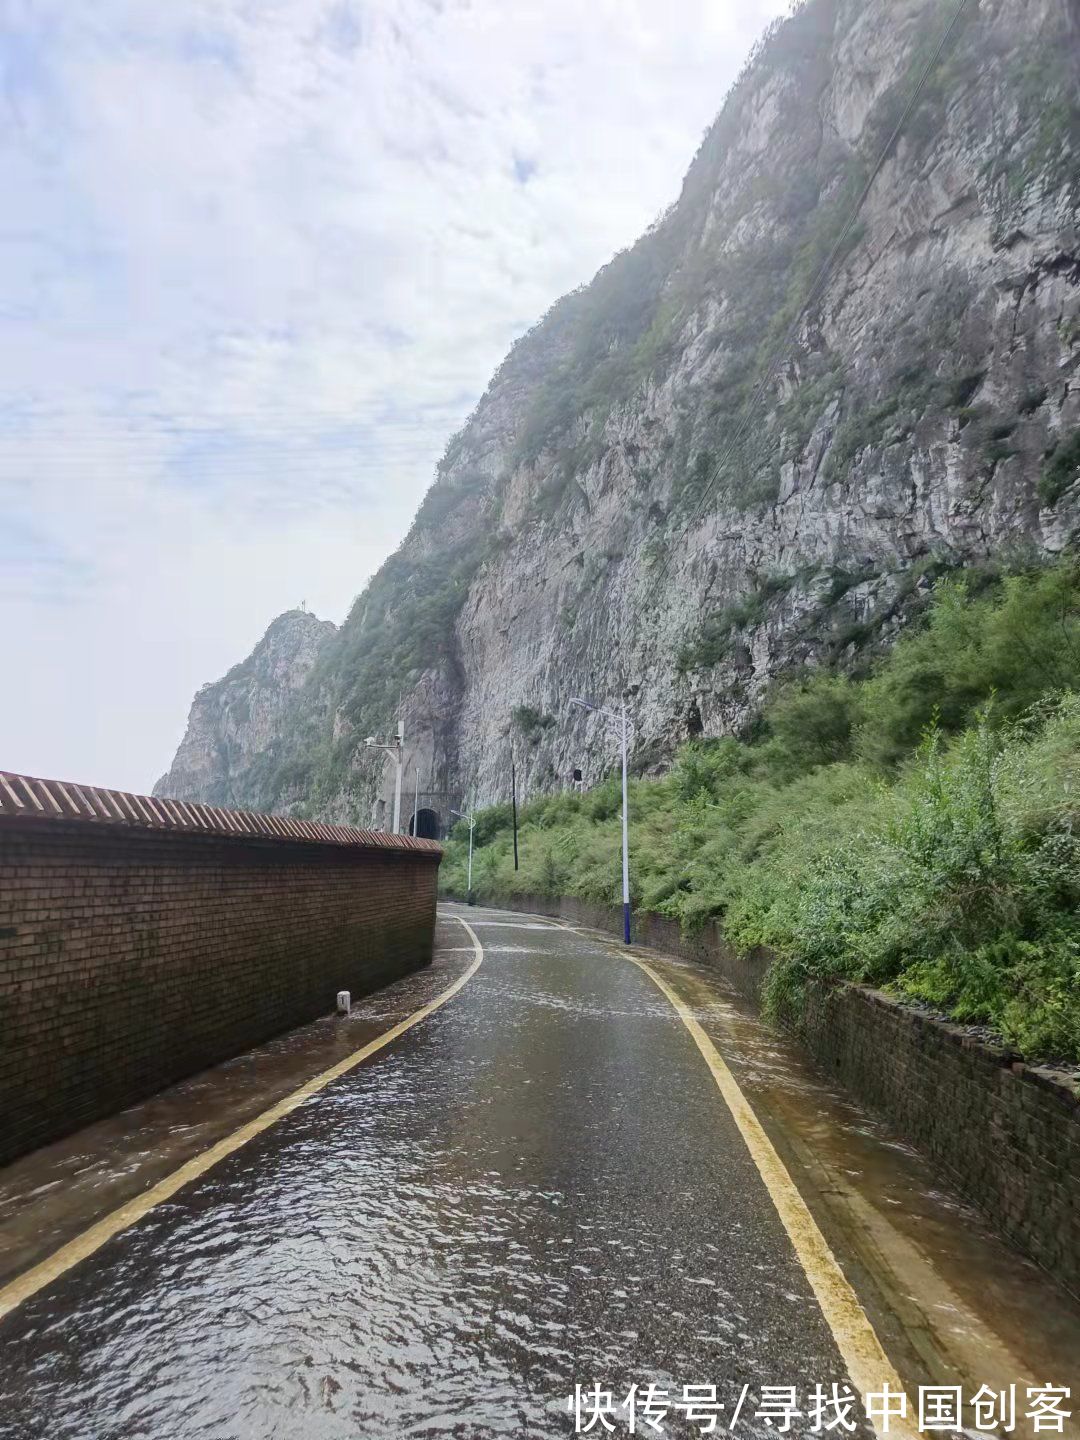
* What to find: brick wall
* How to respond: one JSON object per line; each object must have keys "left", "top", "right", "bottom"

{"left": 488, "top": 892, "right": 1080, "bottom": 1301}
{"left": 0, "top": 818, "right": 441, "bottom": 1166}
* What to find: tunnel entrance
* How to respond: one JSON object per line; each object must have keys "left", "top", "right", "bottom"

{"left": 410, "top": 808, "right": 441, "bottom": 840}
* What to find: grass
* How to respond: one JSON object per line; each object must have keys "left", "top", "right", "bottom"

{"left": 442, "top": 562, "right": 1080, "bottom": 1063}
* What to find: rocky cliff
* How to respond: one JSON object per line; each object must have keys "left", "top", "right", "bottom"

{"left": 157, "top": 0, "right": 1080, "bottom": 829}
{"left": 154, "top": 610, "right": 335, "bottom": 807}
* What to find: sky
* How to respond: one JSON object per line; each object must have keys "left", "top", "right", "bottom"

{"left": 0, "top": 0, "right": 787, "bottom": 793}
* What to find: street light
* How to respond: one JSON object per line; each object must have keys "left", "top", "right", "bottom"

{"left": 569, "top": 695, "right": 633, "bottom": 944}
{"left": 450, "top": 807, "right": 476, "bottom": 896}
{"left": 364, "top": 720, "right": 404, "bottom": 833}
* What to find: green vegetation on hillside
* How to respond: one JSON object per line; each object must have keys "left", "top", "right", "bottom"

{"left": 502, "top": 0, "right": 1069, "bottom": 519}
{"left": 503, "top": 0, "right": 847, "bottom": 497}
{"left": 511, "top": 705, "right": 557, "bottom": 744}
{"left": 243, "top": 523, "right": 499, "bottom": 814}
{"left": 442, "top": 563, "right": 1080, "bottom": 1062}
{"left": 216, "top": 0, "right": 1078, "bottom": 831}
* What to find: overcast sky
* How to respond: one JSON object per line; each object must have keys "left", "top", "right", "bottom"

{"left": 1, "top": 0, "right": 786, "bottom": 793}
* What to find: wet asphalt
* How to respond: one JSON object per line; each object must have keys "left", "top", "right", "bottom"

{"left": 0, "top": 907, "right": 871, "bottom": 1438}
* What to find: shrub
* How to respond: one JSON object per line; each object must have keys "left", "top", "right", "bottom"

{"left": 439, "top": 564, "right": 1080, "bottom": 1061}
{"left": 672, "top": 738, "right": 750, "bottom": 803}
{"left": 511, "top": 705, "right": 556, "bottom": 742}
{"left": 757, "top": 674, "right": 861, "bottom": 778}
{"left": 855, "top": 565, "right": 1080, "bottom": 768}
{"left": 473, "top": 803, "right": 514, "bottom": 847}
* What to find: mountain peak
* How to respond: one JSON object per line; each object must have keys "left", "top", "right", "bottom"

{"left": 157, "top": 0, "right": 1080, "bottom": 826}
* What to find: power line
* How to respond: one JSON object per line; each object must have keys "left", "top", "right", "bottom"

{"left": 653, "top": 0, "right": 972, "bottom": 589}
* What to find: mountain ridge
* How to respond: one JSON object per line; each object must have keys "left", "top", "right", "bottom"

{"left": 154, "top": 609, "right": 336, "bottom": 807}
{"left": 156, "top": 0, "right": 1080, "bottom": 830}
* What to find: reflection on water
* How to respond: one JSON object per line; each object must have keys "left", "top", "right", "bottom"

{"left": 0, "top": 924, "right": 848, "bottom": 1440}
{"left": 3, "top": 914, "right": 1077, "bottom": 1439}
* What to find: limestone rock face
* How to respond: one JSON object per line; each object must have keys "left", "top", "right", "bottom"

{"left": 154, "top": 610, "right": 335, "bottom": 807}
{"left": 158, "top": 0, "right": 1080, "bottom": 828}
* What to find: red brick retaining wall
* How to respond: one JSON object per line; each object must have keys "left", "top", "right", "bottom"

{"left": 0, "top": 775, "right": 441, "bottom": 1166}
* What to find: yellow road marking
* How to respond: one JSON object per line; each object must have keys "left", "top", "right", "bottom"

{"left": 624, "top": 952, "right": 919, "bottom": 1440}
{"left": 0, "top": 917, "right": 485, "bottom": 1323}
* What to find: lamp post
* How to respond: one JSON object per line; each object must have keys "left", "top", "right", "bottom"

{"left": 569, "top": 695, "right": 633, "bottom": 944}
{"left": 450, "top": 807, "right": 476, "bottom": 896}
{"left": 510, "top": 739, "right": 519, "bottom": 871}
{"left": 363, "top": 720, "right": 404, "bottom": 833}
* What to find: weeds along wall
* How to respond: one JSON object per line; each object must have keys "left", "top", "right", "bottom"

{"left": 0, "top": 776, "right": 441, "bottom": 1166}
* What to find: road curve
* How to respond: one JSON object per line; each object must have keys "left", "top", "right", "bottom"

{"left": 0, "top": 906, "right": 953, "bottom": 1437}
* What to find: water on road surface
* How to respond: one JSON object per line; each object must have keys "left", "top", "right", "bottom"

{"left": 0, "top": 906, "right": 1077, "bottom": 1439}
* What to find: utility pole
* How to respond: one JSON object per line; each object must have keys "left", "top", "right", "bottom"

{"left": 412, "top": 763, "right": 420, "bottom": 838}
{"left": 510, "top": 741, "right": 519, "bottom": 871}
{"left": 363, "top": 719, "right": 404, "bottom": 834}
{"left": 569, "top": 694, "right": 634, "bottom": 944}
{"left": 392, "top": 721, "right": 403, "bottom": 834}
{"left": 619, "top": 701, "right": 630, "bottom": 946}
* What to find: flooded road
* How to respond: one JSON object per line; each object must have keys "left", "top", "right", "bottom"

{"left": 0, "top": 906, "right": 1077, "bottom": 1438}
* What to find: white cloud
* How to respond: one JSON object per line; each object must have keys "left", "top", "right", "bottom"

{"left": 0, "top": 0, "right": 787, "bottom": 791}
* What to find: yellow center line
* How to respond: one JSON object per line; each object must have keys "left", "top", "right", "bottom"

{"left": 622, "top": 949, "right": 918, "bottom": 1440}
{"left": 0, "top": 916, "right": 485, "bottom": 1323}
